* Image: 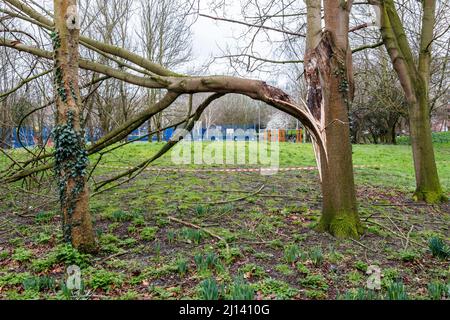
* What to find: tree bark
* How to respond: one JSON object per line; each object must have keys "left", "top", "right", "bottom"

{"left": 305, "top": 0, "right": 363, "bottom": 238}
{"left": 53, "top": 0, "right": 97, "bottom": 252}
{"left": 411, "top": 0, "right": 446, "bottom": 202}
{"left": 378, "top": 0, "right": 446, "bottom": 203}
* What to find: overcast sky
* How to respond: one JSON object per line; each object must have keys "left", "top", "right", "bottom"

{"left": 189, "top": 0, "right": 292, "bottom": 87}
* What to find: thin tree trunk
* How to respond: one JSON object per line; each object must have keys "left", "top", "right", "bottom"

{"left": 53, "top": 0, "right": 97, "bottom": 252}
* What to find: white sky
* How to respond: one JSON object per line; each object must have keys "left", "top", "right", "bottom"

{"left": 18, "top": 0, "right": 294, "bottom": 88}
{"left": 189, "top": 0, "right": 292, "bottom": 87}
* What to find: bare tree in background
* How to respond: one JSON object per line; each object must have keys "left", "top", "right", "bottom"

{"left": 139, "top": 0, "right": 193, "bottom": 142}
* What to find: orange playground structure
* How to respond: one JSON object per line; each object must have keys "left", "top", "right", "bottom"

{"left": 262, "top": 129, "right": 303, "bottom": 143}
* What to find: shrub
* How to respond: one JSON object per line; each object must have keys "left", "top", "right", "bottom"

{"left": 354, "top": 261, "right": 368, "bottom": 272}
{"left": 340, "top": 288, "right": 379, "bottom": 300}
{"left": 89, "top": 269, "right": 123, "bottom": 291}
{"left": 238, "top": 263, "right": 266, "bottom": 279}
{"left": 284, "top": 244, "right": 300, "bottom": 264}
{"left": 275, "top": 264, "right": 294, "bottom": 276}
{"left": 398, "top": 249, "right": 420, "bottom": 262}
{"left": 167, "top": 229, "right": 176, "bottom": 243}
{"left": 195, "top": 205, "right": 208, "bottom": 216}
{"left": 22, "top": 276, "right": 55, "bottom": 292}
{"left": 428, "top": 236, "right": 449, "bottom": 259}
{"left": 220, "top": 247, "right": 243, "bottom": 264}
{"left": 296, "top": 263, "right": 310, "bottom": 275}
{"left": 305, "top": 289, "right": 326, "bottom": 299}
{"left": 110, "top": 210, "right": 133, "bottom": 222}
{"left": 12, "top": 248, "right": 33, "bottom": 262}
{"left": 35, "top": 211, "right": 56, "bottom": 223}
{"left": 382, "top": 267, "right": 400, "bottom": 286}
{"left": 347, "top": 271, "right": 363, "bottom": 285}
{"left": 198, "top": 278, "right": 220, "bottom": 300}
{"left": 141, "top": 227, "right": 159, "bottom": 241}
{"left": 0, "top": 272, "right": 31, "bottom": 287}
{"left": 194, "top": 253, "right": 220, "bottom": 272}
{"left": 255, "top": 278, "right": 299, "bottom": 300}
{"left": 385, "top": 282, "right": 408, "bottom": 300}
{"left": 0, "top": 250, "right": 8, "bottom": 261}
{"left": 309, "top": 247, "right": 324, "bottom": 266}
{"left": 427, "top": 281, "right": 447, "bottom": 300}
{"left": 229, "top": 277, "right": 255, "bottom": 300}
{"left": 397, "top": 132, "right": 450, "bottom": 145}
{"left": 176, "top": 258, "right": 188, "bottom": 276}
{"left": 35, "top": 232, "right": 52, "bottom": 244}
{"left": 299, "top": 274, "right": 328, "bottom": 291}
{"left": 181, "top": 228, "right": 204, "bottom": 244}
{"left": 54, "top": 244, "right": 91, "bottom": 268}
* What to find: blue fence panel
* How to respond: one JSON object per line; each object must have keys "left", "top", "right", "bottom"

{"left": 5, "top": 125, "right": 264, "bottom": 149}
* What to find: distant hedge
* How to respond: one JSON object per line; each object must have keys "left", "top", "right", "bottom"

{"left": 397, "top": 131, "right": 450, "bottom": 145}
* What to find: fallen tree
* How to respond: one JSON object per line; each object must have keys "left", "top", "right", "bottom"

{"left": 0, "top": 0, "right": 364, "bottom": 251}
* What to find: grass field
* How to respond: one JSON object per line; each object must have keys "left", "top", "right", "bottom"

{"left": 0, "top": 140, "right": 448, "bottom": 300}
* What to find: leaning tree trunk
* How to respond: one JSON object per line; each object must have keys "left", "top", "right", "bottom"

{"left": 305, "top": 0, "right": 363, "bottom": 238}
{"left": 53, "top": 0, "right": 97, "bottom": 252}
{"left": 377, "top": 0, "right": 446, "bottom": 203}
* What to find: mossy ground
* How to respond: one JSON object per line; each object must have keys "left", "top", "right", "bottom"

{"left": 0, "top": 140, "right": 448, "bottom": 300}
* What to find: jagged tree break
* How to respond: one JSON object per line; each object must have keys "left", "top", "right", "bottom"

{"left": 53, "top": 0, "right": 96, "bottom": 252}
{"left": 0, "top": 0, "right": 365, "bottom": 245}
{"left": 373, "top": 0, "right": 446, "bottom": 203}
{"left": 304, "top": 0, "right": 363, "bottom": 238}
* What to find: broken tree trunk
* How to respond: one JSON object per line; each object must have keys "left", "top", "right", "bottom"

{"left": 304, "top": 0, "right": 363, "bottom": 238}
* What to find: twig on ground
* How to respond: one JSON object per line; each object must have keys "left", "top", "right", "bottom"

{"left": 168, "top": 216, "right": 230, "bottom": 252}
{"left": 387, "top": 216, "right": 405, "bottom": 247}
{"left": 367, "top": 219, "right": 426, "bottom": 248}
{"left": 0, "top": 218, "right": 13, "bottom": 229}
{"left": 371, "top": 202, "right": 435, "bottom": 207}
{"left": 404, "top": 225, "right": 414, "bottom": 251}
{"left": 350, "top": 238, "right": 378, "bottom": 253}
{"left": 97, "top": 250, "right": 130, "bottom": 264}
{"left": 191, "top": 184, "right": 265, "bottom": 205}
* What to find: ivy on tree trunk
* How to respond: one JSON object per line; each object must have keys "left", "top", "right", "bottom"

{"left": 53, "top": 0, "right": 97, "bottom": 252}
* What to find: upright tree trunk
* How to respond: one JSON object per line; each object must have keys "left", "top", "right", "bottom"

{"left": 411, "top": 0, "right": 445, "bottom": 202}
{"left": 155, "top": 114, "right": 163, "bottom": 142}
{"left": 53, "top": 0, "right": 97, "bottom": 252}
{"left": 409, "top": 87, "right": 444, "bottom": 202}
{"left": 377, "top": 0, "right": 446, "bottom": 203}
{"left": 305, "top": 0, "right": 363, "bottom": 238}
{"left": 147, "top": 89, "right": 157, "bottom": 142}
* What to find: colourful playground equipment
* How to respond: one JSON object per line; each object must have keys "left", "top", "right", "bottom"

{"left": 263, "top": 129, "right": 303, "bottom": 143}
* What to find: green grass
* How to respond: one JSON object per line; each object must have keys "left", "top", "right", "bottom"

{"left": 397, "top": 132, "right": 450, "bottom": 145}
{"left": 0, "top": 136, "right": 449, "bottom": 301}
{"left": 85, "top": 139, "right": 449, "bottom": 192}
{"left": 1, "top": 139, "right": 449, "bottom": 192}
